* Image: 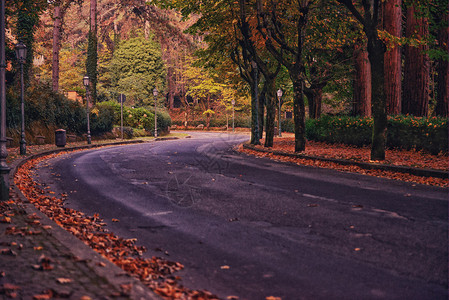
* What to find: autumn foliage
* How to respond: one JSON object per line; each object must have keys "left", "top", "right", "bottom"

{"left": 14, "top": 152, "right": 219, "bottom": 299}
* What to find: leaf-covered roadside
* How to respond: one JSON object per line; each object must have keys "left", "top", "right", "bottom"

{"left": 14, "top": 152, "right": 220, "bottom": 300}
{"left": 238, "top": 137, "right": 448, "bottom": 187}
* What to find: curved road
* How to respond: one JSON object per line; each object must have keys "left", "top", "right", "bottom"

{"left": 34, "top": 132, "right": 448, "bottom": 299}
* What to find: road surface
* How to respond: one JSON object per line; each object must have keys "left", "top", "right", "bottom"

{"left": 34, "top": 132, "right": 448, "bottom": 299}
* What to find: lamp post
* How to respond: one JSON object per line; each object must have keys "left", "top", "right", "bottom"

{"left": 231, "top": 99, "right": 235, "bottom": 133}
{"left": 15, "top": 41, "right": 27, "bottom": 155}
{"left": 153, "top": 87, "right": 158, "bottom": 138}
{"left": 277, "top": 88, "right": 283, "bottom": 137}
{"left": 83, "top": 75, "right": 91, "bottom": 144}
{"left": 0, "top": 0, "right": 10, "bottom": 200}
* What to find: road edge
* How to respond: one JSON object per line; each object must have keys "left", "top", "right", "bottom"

{"left": 9, "top": 139, "right": 172, "bottom": 300}
{"left": 242, "top": 143, "right": 448, "bottom": 179}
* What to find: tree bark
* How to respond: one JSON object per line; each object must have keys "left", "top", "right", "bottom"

{"left": 264, "top": 79, "right": 276, "bottom": 147}
{"left": 258, "top": 84, "right": 266, "bottom": 139}
{"left": 292, "top": 75, "right": 306, "bottom": 152}
{"left": 402, "top": 5, "right": 430, "bottom": 116}
{"left": 353, "top": 42, "right": 372, "bottom": 117}
{"left": 90, "top": 0, "right": 96, "bottom": 33}
{"left": 435, "top": 9, "right": 448, "bottom": 117}
{"left": 383, "top": 0, "right": 402, "bottom": 115}
{"left": 367, "top": 34, "right": 387, "bottom": 161}
{"left": 52, "top": 3, "right": 62, "bottom": 92}
{"left": 305, "top": 84, "right": 325, "bottom": 119}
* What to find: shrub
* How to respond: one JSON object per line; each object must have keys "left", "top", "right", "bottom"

{"left": 303, "top": 115, "right": 447, "bottom": 154}
{"left": 8, "top": 84, "right": 87, "bottom": 135}
{"left": 98, "top": 101, "right": 171, "bottom": 133}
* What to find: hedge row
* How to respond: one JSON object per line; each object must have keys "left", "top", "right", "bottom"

{"left": 171, "top": 114, "right": 251, "bottom": 128}
{"left": 97, "top": 101, "right": 171, "bottom": 133}
{"left": 282, "top": 115, "right": 448, "bottom": 154}
{"left": 7, "top": 86, "right": 171, "bottom": 138}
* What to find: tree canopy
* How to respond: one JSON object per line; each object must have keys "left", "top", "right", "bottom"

{"left": 108, "top": 33, "right": 166, "bottom": 105}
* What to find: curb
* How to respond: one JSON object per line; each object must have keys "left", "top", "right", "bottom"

{"left": 242, "top": 143, "right": 448, "bottom": 179}
{"left": 9, "top": 139, "right": 170, "bottom": 299}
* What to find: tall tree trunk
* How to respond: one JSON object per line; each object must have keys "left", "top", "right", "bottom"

{"left": 90, "top": 0, "right": 96, "bottom": 33}
{"left": 259, "top": 82, "right": 266, "bottom": 139}
{"left": 250, "top": 64, "right": 260, "bottom": 145}
{"left": 87, "top": 0, "right": 98, "bottom": 104}
{"left": 291, "top": 75, "right": 306, "bottom": 152}
{"left": 52, "top": 3, "right": 62, "bottom": 92}
{"left": 264, "top": 79, "right": 276, "bottom": 147}
{"left": 367, "top": 34, "right": 387, "bottom": 161}
{"left": 305, "top": 84, "right": 325, "bottom": 119}
{"left": 383, "top": 0, "right": 402, "bottom": 115}
{"left": 435, "top": 9, "right": 448, "bottom": 117}
{"left": 353, "top": 42, "right": 372, "bottom": 117}
{"left": 402, "top": 6, "right": 430, "bottom": 116}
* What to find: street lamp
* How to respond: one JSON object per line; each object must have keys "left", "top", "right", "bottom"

{"left": 153, "top": 87, "right": 158, "bottom": 138}
{"left": 277, "top": 88, "right": 283, "bottom": 137}
{"left": 15, "top": 41, "right": 27, "bottom": 155}
{"left": 231, "top": 99, "right": 235, "bottom": 133}
{"left": 83, "top": 75, "right": 91, "bottom": 144}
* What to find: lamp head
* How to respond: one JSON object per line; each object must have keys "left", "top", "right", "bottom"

{"left": 277, "top": 88, "right": 283, "bottom": 98}
{"left": 83, "top": 75, "right": 90, "bottom": 87}
{"left": 15, "top": 41, "right": 27, "bottom": 63}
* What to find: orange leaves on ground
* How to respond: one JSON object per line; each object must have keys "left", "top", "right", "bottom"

{"left": 240, "top": 137, "right": 448, "bottom": 187}
{"left": 14, "top": 153, "right": 220, "bottom": 300}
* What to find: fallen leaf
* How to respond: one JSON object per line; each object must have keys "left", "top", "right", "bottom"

{"left": 112, "top": 218, "right": 120, "bottom": 222}
{"left": 56, "top": 278, "right": 72, "bottom": 284}
{"left": 96, "top": 262, "right": 106, "bottom": 267}
{"left": 0, "top": 249, "right": 17, "bottom": 256}
{"left": 0, "top": 216, "right": 11, "bottom": 223}
{"left": 220, "top": 265, "right": 230, "bottom": 270}
{"left": 266, "top": 297, "right": 282, "bottom": 300}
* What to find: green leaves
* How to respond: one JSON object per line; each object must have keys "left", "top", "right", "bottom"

{"left": 108, "top": 33, "right": 166, "bottom": 105}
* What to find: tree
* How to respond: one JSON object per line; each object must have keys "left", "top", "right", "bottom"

{"left": 182, "top": 57, "right": 222, "bottom": 129}
{"left": 14, "top": 0, "right": 47, "bottom": 85}
{"left": 336, "top": 0, "right": 387, "bottom": 160}
{"left": 86, "top": 0, "right": 98, "bottom": 103}
{"left": 51, "top": 0, "right": 80, "bottom": 92}
{"left": 237, "top": 0, "right": 280, "bottom": 147}
{"left": 255, "top": 0, "right": 312, "bottom": 152}
{"left": 109, "top": 34, "right": 166, "bottom": 105}
{"left": 402, "top": 5, "right": 430, "bottom": 116}
{"left": 303, "top": 3, "right": 356, "bottom": 119}
{"left": 435, "top": 3, "right": 448, "bottom": 117}
{"left": 383, "top": 0, "right": 402, "bottom": 115}
{"left": 352, "top": 40, "right": 371, "bottom": 117}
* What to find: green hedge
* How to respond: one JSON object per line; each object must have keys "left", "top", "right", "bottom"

{"left": 7, "top": 85, "right": 112, "bottom": 136}
{"left": 281, "top": 115, "right": 448, "bottom": 154}
{"left": 172, "top": 114, "right": 251, "bottom": 128}
{"left": 97, "top": 101, "right": 171, "bottom": 133}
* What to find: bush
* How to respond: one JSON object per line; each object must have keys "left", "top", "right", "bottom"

{"left": 98, "top": 101, "right": 171, "bottom": 133}
{"left": 90, "top": 105, "right": 114, "bottom": 135}
{"left": 302, "top": 115, "right": 447, "bottom": 154}
{"left": 306, "top": 115, "right": 373, "bottom": 146}
{"left": 8, "top": 84, "right": 87, "bottom": 135}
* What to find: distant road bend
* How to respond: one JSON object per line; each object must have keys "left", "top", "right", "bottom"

{"left": 34, "top": 132, "right": 448, "bottom": 299}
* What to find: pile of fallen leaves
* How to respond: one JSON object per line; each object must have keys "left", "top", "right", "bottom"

{"left": 15, "top": 152, "right": 219, "bottom": 300}
{"left": 239, "top": 137, "right": 448, "bottom": 187}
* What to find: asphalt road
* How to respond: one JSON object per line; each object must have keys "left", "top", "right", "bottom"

{"left": 34, "top": 132, "right": 448, "bottom": 300}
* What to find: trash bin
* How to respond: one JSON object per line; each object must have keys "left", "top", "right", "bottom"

{"left": 55, "top": 129, "right": 66, "bottom": 147}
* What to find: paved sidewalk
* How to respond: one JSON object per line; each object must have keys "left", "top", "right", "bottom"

{"left": 1, "top": 141, "right": 160, "bottom": 299}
